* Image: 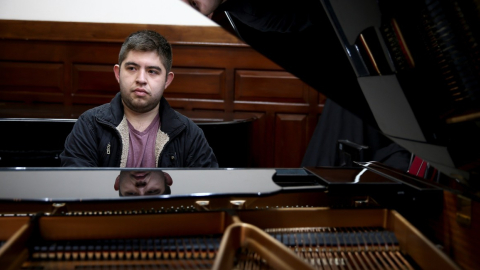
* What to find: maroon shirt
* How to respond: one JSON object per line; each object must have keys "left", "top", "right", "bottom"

{"left": 126, "top": 114, "right": 160, "bottom": 167}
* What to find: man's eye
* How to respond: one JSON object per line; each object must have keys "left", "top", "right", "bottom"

{"left": 149, "top": 70, "right": 160, "bottom": 75}
{"left": 146, "top": 189, "right": 161, "bottom": 195}
{"left": 127, "top": 66, "right": 136, "bottom": 71}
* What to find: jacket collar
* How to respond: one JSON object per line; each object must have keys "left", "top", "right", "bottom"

{"left": 94, "top": 92, "right": 124, "bottom": 126}
{"left": 97, "top": 92, "right": 185, "bottom": 136}
{"left": 158, "top": 95, "right": 185, "bottom": 136}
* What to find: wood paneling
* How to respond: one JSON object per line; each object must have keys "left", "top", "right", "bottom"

{"left": 0, "top": 21, "right": 326, "bottom": 168}
{"left": 235, "top": 70, "right": 309, "bottom": 104}
{"left": 274, "top": 114, "right": 309, "bottom": 168}
{"left": 168, "top": 68, "right": 225, "bottom": 99}
{"left": 72, "top": 64, "right": 118, "bottom": 105}
{"left": 173, "top": 45, "right": 276, "bottom": 69}
{"left": 424, "top": 191, "right": 480, "bottom": 270}
{"left": 0, "top": 21, "right": 244, "bottom": 45}
{"left": 242, "top": 112, "right": 270, "bottom": 167}
{"left": 0, "top": 61, "right": 64, "bottom": 103}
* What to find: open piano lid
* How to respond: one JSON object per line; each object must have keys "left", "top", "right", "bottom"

{"left": 207, "top": 0, "right": 480, "bottom": 191}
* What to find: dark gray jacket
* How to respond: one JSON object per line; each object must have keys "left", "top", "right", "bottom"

{"left": 60, "top": 93, "right": 218, "bottom": 168}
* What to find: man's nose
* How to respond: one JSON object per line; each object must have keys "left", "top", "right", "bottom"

{"left": 136, "top": 69, "right": 147, "bottom": 84}
{"left": 135, "top": 181, "right": 147, "bottom": 187}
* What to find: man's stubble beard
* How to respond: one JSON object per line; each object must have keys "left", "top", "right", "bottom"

{"left": 121, "top": 93, "right": 160, "bottom": 113}
{"left": 119, "top": 81, "right": 162, "bottom": 114}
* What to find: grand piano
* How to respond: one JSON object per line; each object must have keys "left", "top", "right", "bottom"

{"left": 1, "top": 0, "right": 479, "bottom": 269}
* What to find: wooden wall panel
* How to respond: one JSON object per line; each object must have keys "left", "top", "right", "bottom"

{"left": 0, "top": 21, "right": 243, "bottom": 45}
{"left": 0, "top": 21, "right": 326, "bottom": 168}
{"left": 235, "top": 70, "right": 309, "bottom": 104}
{"left": 168, "top": 68, "right": 225, "bottom": 99}
{"left": 173, "top": 46, "right": 277, "bottom": 70}
{"left": 0, "top": 61, "right": 64, "bottom": 103}
{"left": 243, "top": 112, "right": 270, "bottom": 167}
{"left": 72, "top": 64, "right": 118, "bottom": 105}
{"left": 274, "top": 114, "right": 309, "bottom": 168}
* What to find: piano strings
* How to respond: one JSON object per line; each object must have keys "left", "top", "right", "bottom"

{"left": 262, "top": 227, "right": 415, "bottom": 270}
{"left": 23, "top": 226, "right": 415, "bottom": 269}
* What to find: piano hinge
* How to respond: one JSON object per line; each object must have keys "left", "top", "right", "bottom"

{"left": 195, "top": 200, "right": 210, "bottom": 211}
{"left": 51, "top": 202, "right": 67, "bottom": 216}
{"left": 230, "top": 200, "right": 246, "bottom": 209}
{"left": 456, "top": 195, "right": 471, "bottom": 227}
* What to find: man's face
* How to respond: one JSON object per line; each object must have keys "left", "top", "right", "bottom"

{"left": 116, "top": 171, "right": 167, "bottom": 196}
{"left": 180, "top": 0, "right": 224, "bottom": 17}
{"left": 114, "top": 50, "right": 174, "bottom": 114}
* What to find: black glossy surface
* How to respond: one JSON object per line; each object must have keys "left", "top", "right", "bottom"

{"left": 0, "top": 168, "right": 282, "bottom": 201}
{"left": 0, "top": 117, "right": 255, "bottom": 168}
{"left": 212, "top": 0, "right": 480, "bottom": 191}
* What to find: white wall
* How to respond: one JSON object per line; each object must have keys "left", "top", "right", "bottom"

{"left": 0, "top": 0, "right": 218, "bottom": 26}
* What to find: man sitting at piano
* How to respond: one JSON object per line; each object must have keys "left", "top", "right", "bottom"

{"left": 60, "top": 30, "right": 218, "bottom": 168}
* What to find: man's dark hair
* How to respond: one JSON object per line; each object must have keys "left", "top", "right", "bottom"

{"left": 118, "top": 30, "right": 173, "bottom": 74}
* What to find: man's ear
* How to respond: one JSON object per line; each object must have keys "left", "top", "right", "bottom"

{"left": 113, "top": 64, "right": 120, "bottom": 83}
{"left": 165, "top": 72, "right": 175, "bottom": 89}
{"left": 114, "top": 175, "right": 120, "bottom": 191}
{"left": 163, "top": 172, "right": 173, "bottom": 186}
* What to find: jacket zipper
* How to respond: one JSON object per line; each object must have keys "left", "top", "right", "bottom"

{"left": 158, "top": 125, "right": 185, "bottom": 166}
{"left": 95, "top": 118, "right": 123, "bottom": 166}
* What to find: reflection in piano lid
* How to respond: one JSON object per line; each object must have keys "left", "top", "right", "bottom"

{"left": 0, "top": 168, "right": 289, "bottom": 201}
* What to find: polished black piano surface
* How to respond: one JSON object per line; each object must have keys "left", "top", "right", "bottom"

{"left": 0, "top": 168, "right": 314, "bottom": 200}
{"left": 213, "top": 0, "right": 480, "bottom": 186}
{"left": 0, "top": 165, "right": 439, "bottom": 203}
